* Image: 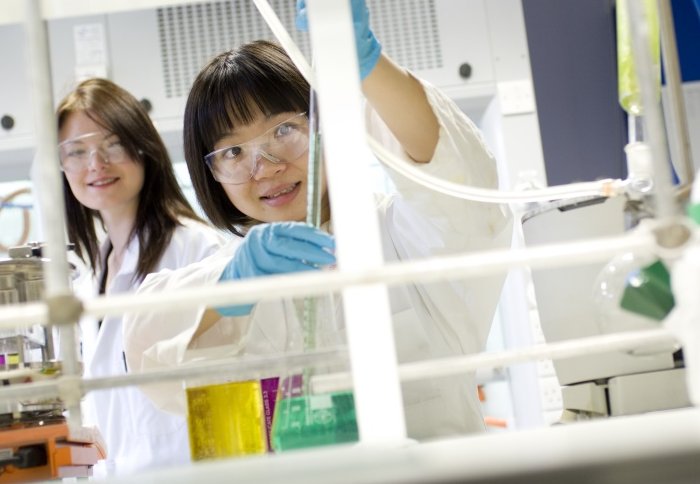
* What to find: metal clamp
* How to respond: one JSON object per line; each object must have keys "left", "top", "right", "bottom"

{"left": 46, "top": 293, "right": 84, "bottom": 326}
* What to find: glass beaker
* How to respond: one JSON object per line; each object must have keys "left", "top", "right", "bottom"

{"left": 185, "top": 377, "right": 269, "bottom": 461}
{"left": 270, "top": 295, "right": 359, "bottom": 452}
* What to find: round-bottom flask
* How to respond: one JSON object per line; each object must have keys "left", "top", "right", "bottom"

{"left": 593, "top": 250, "right": 677, "bottom": 355}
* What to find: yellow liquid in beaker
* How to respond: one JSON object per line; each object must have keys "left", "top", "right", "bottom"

{"left": 186, "top": 380, "right": 267, "bottom": 461}
{"left": 616, "top": 0, "right": 660, "bottom": 115}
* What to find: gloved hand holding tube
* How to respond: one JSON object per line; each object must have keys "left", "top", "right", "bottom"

{"left": 216, "top": 222, "right": 336, "bottom": 316}
{"left": 295, "top": 0, "right": 382, "bottom": 80}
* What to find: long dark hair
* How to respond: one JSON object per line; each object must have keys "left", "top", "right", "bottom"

{"left": 56, "top": 78, "right": 204, "bottom": 281}
{"left": 183, "top": 40, "right": 310, "bottom": 236}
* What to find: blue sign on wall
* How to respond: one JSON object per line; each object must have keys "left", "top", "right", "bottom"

{"left": 673, "top": 0, "right": 700, "bottom": 82}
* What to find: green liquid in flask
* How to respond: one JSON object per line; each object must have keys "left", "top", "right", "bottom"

{"left": 186, "top": 380, "right": 267, "bottom": 461}
{"left": 270, "top": 375, "right": 359, "bottom": 451}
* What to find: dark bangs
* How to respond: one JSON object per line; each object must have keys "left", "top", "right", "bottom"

{"left": 194, "top": 41, "right": 310, "bottom": 153}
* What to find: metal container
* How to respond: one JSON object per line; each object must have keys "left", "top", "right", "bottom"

{"left": 0, "top": 243, "right": 78, "bottom": 422}
{"left": 0, "top": 243, "right": 78, "bottom": 367}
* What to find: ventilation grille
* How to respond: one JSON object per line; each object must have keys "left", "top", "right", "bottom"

{"left": 371, "top": 0, "right": 442, "bottom": 72}
{"left": 157, "top": 0, "right": 442, "bottom": 98}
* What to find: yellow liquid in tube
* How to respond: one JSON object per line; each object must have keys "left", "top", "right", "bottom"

{"left": 616, "top": 0, "right": 660, "bottom": 115}
{"left": 186, "top": 380, "right": 267, "bottom": 461}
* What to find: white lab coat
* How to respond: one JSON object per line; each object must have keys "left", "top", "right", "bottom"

{"left": 81, "top": 218, "right": 225, "bottom": 477}
{"left": 123, "top": 80, "right": 513, "bottom": 441}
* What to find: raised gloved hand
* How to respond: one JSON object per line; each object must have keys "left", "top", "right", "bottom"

{"left": 216, "top": 222, "right": 336, "bottom": 316}
{"left": 296, "top": 0, "right": 382, "bottom": 80}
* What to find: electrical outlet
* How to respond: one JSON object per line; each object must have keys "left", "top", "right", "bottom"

{"left": 539, "top": 375, "right": 563, "bottom": 412}
{"left": 497, "top": 79, "right": 536, "bottom": 116}
{"left": 536, "top": 359, "right": 556, "bottom": 378}
{"left": 543, "top": 409, "right": 563, "bottom": 426}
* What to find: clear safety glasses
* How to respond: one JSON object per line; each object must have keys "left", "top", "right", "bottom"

{"left": 58, "top": 132, "right": 129, "bottom": 173}
{"left": 204, "top": 112, "right": 309, "bottom": 185}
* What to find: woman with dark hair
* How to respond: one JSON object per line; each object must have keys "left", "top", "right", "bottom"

{"left": 124, "top": 0, "right": 512, "bottom": 443}
{"left": 57, "top": 77, "right": 225, "bottom": 476}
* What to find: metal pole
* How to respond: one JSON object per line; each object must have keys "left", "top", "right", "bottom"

{"left": 627, "top": 0, "right": 678, "bottom": 218}
{"left": 305, "top": 0, "right": 407, "bottom": 444}
{"left": 312, "top": 329, "right": 678, "bottom": 393}
{"left": 0, "top": 229, "right": 658, "bottom": 330}
{"left": 657, "top": 0, "right": 694, "bottom": 185}
{"left": 0, "top": 347, "right": 349, "bottom": 404}
{"left": 24, "top": 0, "right": 81, "bottom": 428}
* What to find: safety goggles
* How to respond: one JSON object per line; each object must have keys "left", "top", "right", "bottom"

{"left": 204, "top": 112, "right": 309, "bottom": 185}
{"left": 58, "top": 132, "right": 129, "bottom": 173}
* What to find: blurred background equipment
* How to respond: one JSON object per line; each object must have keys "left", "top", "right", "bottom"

{"left": 0, "top": 188, "right": 32, "bottom": 254}
{"left": 0, "top": 243, "right": 105, "bottom": 482}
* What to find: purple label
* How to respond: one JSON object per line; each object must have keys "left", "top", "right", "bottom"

{"left": 0, "top": 355, "right": 4, "bottom": 365}
{"left": 261, "top": 377, "right": 280, "bottom": 452}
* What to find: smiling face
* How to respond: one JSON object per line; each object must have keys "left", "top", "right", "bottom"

{"left": 59, "top": 111, "right": 144, "bottom": 221}
{"left": 213, "top": 110, "right": 327, "bottom": 224}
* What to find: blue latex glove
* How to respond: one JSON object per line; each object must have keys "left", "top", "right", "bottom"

{"left": 296, "top": 0, "right": 382, "bottom": 80}
{"left": 216, "top": 222, "right": 336, "bottom": 316}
